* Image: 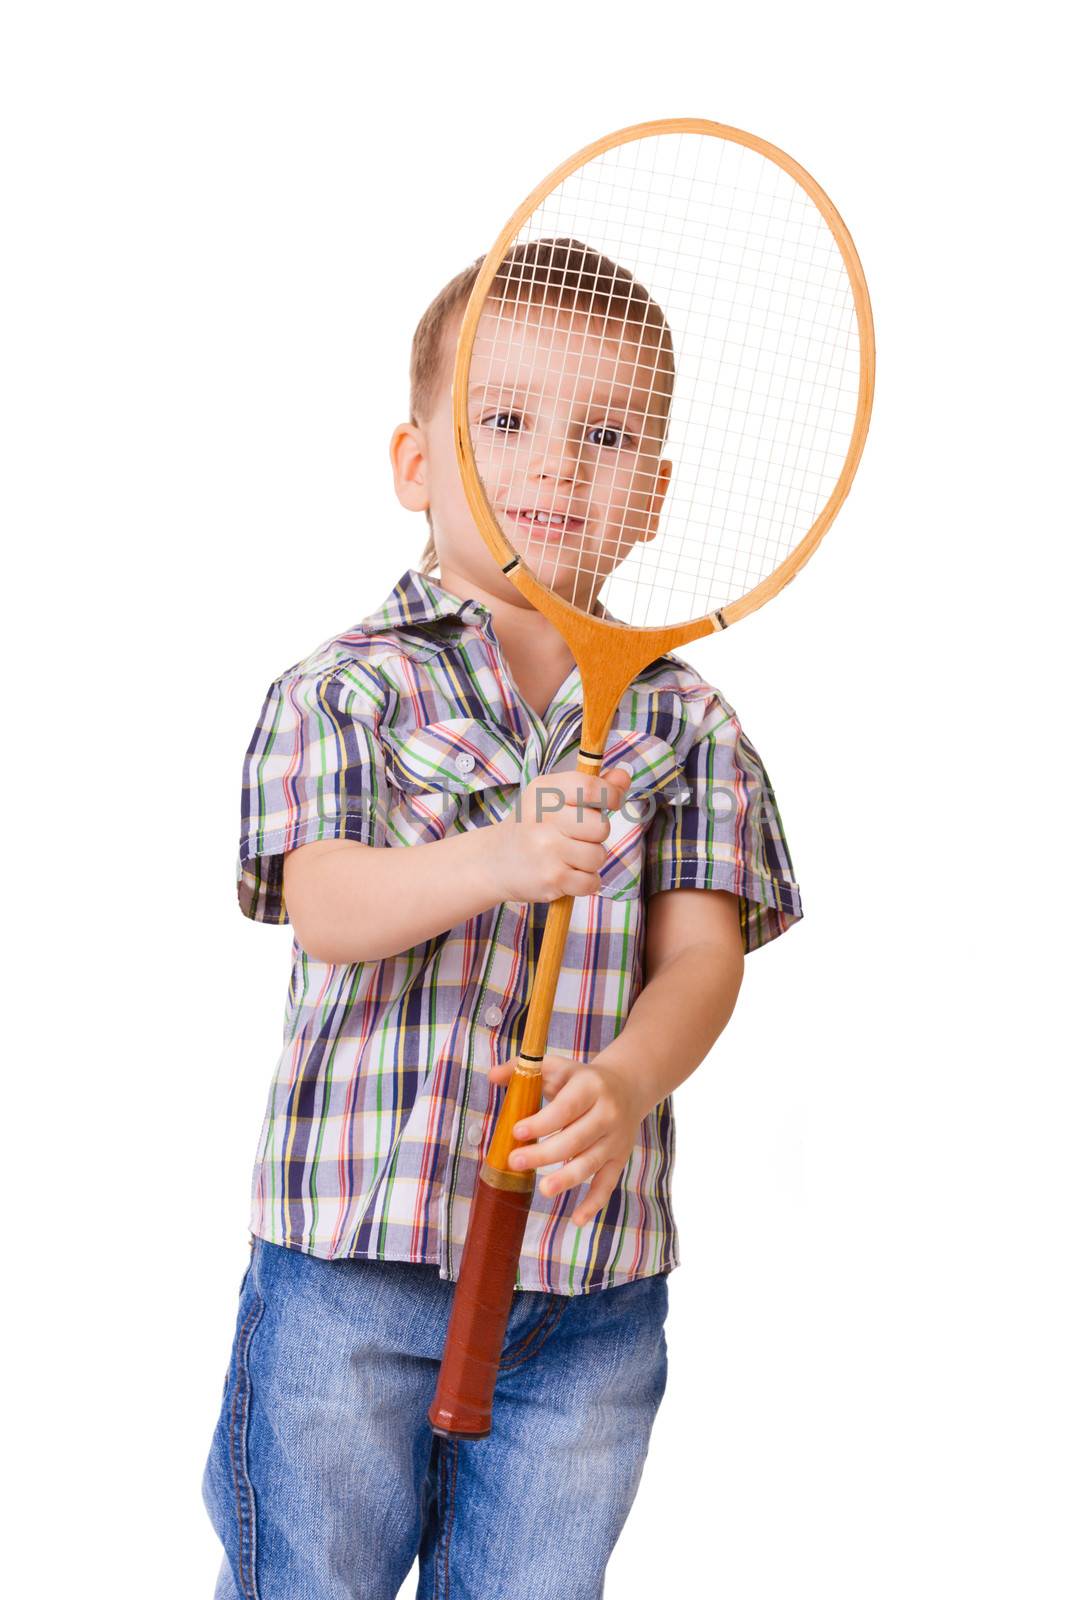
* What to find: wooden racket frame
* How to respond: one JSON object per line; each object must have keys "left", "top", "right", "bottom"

{"left": 428, "top": 118, "right": 875, "bottom": 1439}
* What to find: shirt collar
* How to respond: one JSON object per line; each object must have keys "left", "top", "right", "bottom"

{"left": 355, "top": 567, "right": 620, "bottom": 636}
{"left": 355, "top": 569, "right": 488, "bottom": 635}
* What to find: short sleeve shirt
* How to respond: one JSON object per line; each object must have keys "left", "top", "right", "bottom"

{"left": 237, "top": 567, "right": 802, "bottom": 1294}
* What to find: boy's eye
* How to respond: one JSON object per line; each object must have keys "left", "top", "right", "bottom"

{"left": 588, "top": 425, "right": 631, "bottom": 449}
{"left": 481, "top": 412, "right": 522, "bottom": 432}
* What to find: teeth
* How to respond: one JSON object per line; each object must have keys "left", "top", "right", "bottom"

{"left": 519, "top": 510, "right": 566, "bottom": 525}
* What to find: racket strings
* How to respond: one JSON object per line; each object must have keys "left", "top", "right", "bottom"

{"left": 467, "top": 131, "right": 862, "bottom": 627}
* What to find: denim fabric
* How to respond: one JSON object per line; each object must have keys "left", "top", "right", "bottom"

{"left": 202, "top": 1236, "right": 669, "bottom": 1599}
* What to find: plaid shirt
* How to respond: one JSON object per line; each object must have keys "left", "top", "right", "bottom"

{"left": 237, "top": 566, "right": 802, "bottom": 1295}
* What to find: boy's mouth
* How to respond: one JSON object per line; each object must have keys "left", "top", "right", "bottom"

{"left": 504, "top": 507, "right": 586, "bottom": 537}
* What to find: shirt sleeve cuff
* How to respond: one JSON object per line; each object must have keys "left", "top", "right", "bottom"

{"left": 645, "top": 857, "right": 803, "bottom": 953}
{"left": 237, "top": 809, "right": 382, "bottom": 924}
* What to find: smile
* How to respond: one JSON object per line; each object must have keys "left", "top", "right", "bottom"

{"left": 506, "top": 508, "right": 586, "bottom": 534}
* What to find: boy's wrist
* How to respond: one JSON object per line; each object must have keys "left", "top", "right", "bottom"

{"left": 469, "top": 821, "right": 515, "bottom": 907}
{"left": 591, "top": 1040, "right": 664, "bottom": 1124}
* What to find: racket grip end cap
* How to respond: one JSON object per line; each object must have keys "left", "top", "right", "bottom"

{"left": 428, "top": 1404, "right": 492, "bottom": 1440}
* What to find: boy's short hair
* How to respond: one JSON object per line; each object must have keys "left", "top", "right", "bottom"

{"left": 410, "top": 239, "right": 674, "bottom": 577}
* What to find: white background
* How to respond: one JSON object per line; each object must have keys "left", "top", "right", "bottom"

{"left": 4, "top": 4, "right": 1081, "bottom": 1596}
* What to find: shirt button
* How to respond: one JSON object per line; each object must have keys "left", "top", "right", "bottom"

{"left": 483, "top": 1004, "right": 503, "bottom": 1027}
{"left": 454, "top": 752, "right": 476, "bottom": 774}
{"left": 465, "top": 1120, "right": 484, "bottom": 1146}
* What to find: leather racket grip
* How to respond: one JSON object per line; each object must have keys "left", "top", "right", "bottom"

{"left": 428, "top": 1165, "right": 532, "bottom": 1438}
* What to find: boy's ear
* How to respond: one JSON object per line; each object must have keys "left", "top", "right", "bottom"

{"left": 641, "top": 457, "right": 672, "bottom": 542}
{"left": 389, "top": 422, "right": 429, "bottom": 513}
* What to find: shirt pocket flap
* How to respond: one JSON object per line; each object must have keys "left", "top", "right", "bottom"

{"left": 596, "top": 730, "right": 685, "bottom": 899}
{"left": 386, "top": 717, "right": 526, "bottom": 796}
{"left": 603, "top": 729, "right": 685, "bottom": 807}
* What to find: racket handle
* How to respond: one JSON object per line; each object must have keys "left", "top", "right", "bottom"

{"left": 428, "top": 885, "right": 581, "bottom": 1438}
{"left": 428, "top": 1161, "right": 532, "bottom": 1438}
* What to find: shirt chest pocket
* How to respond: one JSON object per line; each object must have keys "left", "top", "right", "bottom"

{"left": 383, "top": 716, "right": 527, "bottom": 838}
{"left": 598, "top": 731, "right": 686, "bottom": 901}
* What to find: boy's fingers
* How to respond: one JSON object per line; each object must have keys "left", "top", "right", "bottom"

{"left": 561, "top": 838, "right": 607, "bottom": 877}
{"left": 489, "top": 1054, "right": 574, "bottom": 1090}
{"left": 570, "top": 1161, "right": 622, "bottom": 1225}
{"left": 512, "top": 1073, "right": 592, "bottom": 1141}
{"left": 540, "top": 1055, "right": 578, "bottom": 1094}
{"left": 537, "top": 1139, "right": 611, "bottom": 1195}
{"left": 546, "top": 767, "right": 632, "bottom": 812}
{"left": 508, "top": 1120, "right": 593, "bottom": 1171}
{"left": 583, "top": 767, "right": 632, "bottom": 813}
{"left": 510, "top": 1103, "right": 608, "bottom": 1170}
{"left": 600, "top": 767, "right": 633, "bottom": 809}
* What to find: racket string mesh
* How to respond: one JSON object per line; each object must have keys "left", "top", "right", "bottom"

{"left": 466, "top": 132, "right": 862, "bottom": 628}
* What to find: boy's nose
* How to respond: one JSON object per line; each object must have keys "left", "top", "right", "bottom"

{"left": 528, "top": 433, "right": 580, "bottom": 484}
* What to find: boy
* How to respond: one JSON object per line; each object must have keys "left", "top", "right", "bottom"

{"left": 202, "top": 241, "right": 802, "bottom": 1599}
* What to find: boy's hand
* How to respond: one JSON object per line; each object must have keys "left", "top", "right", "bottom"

{"left": 486, "top": 1050, "right": 650, "bottom": 1228}
{"left": 484, "top": 767, "right": 633, "bottom": 905}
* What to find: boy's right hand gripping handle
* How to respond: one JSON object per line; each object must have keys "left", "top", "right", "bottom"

{"left": 428, "top": 892, "right": 576, "bottom": 1439}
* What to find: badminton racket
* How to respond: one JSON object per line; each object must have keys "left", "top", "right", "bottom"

{"left": 428, "top": 118, "right": 874, "bottom": 1438}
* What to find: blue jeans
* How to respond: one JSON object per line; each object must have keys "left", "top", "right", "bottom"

{"left": 202, "top": 1236, "right": 669, "bottom": 1599}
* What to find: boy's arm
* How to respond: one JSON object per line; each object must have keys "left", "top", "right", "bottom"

{"left": 283, "top": 767, "right": 630, "bottom": 965}
{"left": 609, "top": 884, "right": 744, "bottom": 1104}
{"left": 283, "top": 832, "right": 508, "bottom": 964}
{"left": 493, "top": 887, "right": 744, "bottom": 1226}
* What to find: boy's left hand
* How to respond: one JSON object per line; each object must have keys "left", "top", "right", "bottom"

{"left": 486, "top": 1052, "right": 651, "bottom": 1228}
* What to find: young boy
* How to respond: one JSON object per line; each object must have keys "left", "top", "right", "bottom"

{"left": 202, "top": 241, "right": 802, "bottom": 1599}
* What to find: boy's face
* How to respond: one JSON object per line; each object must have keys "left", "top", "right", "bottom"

{"left": 412, "top": 298, "right": 672, "bottom": 611}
